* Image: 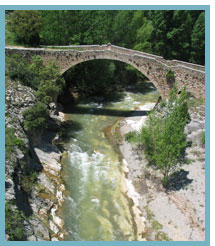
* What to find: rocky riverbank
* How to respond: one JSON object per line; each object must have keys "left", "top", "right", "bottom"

{"left": 5, "top": 78, "right": 66, "bottom": 241}
{"left": 113, "top": 101, "right": 205, "bottom": 241}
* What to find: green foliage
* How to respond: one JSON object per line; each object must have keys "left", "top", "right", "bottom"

{"left": 132, "top": 11, "right": 154, "bottom": 53}
{"left": 23, "top": 102, "right": 49, "bottom": 132}
{"left": 62, "top": 60, "right": 117, "bottom": 97}
{"left": 155, "top": 231, "right": 171, "bottom": 241}
{"left": 7, "top": 10, "right": 43, "bottom": 46}
{"left": 5, "top": 127, "right": 25, "bottom": 160}
{"left": 125, "top": 131, "right": 140, "bottom": 143}
{"left": 35, "top": 59, "right": 65, "bottom": 104}
{"left": 143, "top": 86, "right": 189, "bottom": 186}
{"left": 149, "top": 10, "right": 204, "bottom": 64}
{"left": 166, "top": 70, "right": 175, "bottom": 85}
{"left": 6, "top": 10, "right": 205, "bottom": 65}
{"left": 19, "top": 171, "right": 38, "bottom": 194}
{"left": 40, "top": 10, "right": 117, "bottom": 45}
{"left": 5, "top": 54, "right": 37, "bottom": 88}
{"left": 6, "top": 54, "right": 65, "bottom": 102}
{"left": 159, "top": 100, "right": 167, "bottom": 108}
{"left": 127, "top": 85, "right": 190, "bottom": 187}
{"left": 201, "top": 131, "right": 205, "bottom": 146}
{"left": 5, "top": 13, "right": 17, "bottom": 46}
{"left": 190, "top": 12, "right": 205, "bottom": 65}
{"left": 5, "top": 201, "right": 25, "bottom": 240}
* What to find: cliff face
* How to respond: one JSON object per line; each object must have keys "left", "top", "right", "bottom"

{"left": 5, "top": 78, "right": 65, "bottom": 241}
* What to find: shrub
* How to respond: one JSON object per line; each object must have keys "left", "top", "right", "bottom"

{"left": 166, "top": 70, "right": 175, "bottom": 85}
{"left": 5, "top": 127, "right": 25, "bottom": 160}
{"left": 6, "top": 55, "right": 32, "bottom": 86}
{"left": 125, "top": 131, "right": 139, "bottom": 143}
{"left": 23, "top": 102, "right": 49, "bottom": 132}
{"left": 19, "top": 171, "right": 38, "bottom": 194}
{"left": 5, "top": 201, "right": 26, "bottom": 240}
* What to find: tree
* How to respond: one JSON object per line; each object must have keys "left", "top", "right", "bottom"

{"left": 190, "top": 12, "right": 205, "bottom": 65}
{"left": 128, "top": 85, "right": 190, "bottom": 187}
{"left": 8, "top": 10, "right": 43, "bottom": 45}
{"left": 149, "top": 10, "right": 204, "bottom": 63}
{"left": 132, "top": 11, "right": 154, "bottom": 53}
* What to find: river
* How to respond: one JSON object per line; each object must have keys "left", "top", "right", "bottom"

{"left": 60, "top": 83, "right": 159, "bottom": 241}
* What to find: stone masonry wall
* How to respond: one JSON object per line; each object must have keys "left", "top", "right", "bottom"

{"left": 5, "top": 45, "right": 205, "bottom": 99}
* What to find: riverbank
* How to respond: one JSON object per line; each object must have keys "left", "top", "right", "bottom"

{"left": 5, "top": 77, "right": 67, "bottom": 241}
{"left": 116, "top": 101, "right": 205, "bottom": 241}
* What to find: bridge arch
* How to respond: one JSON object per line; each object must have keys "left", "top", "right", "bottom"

{"left": 5, "top": 45, "right": 205, "bottom": 99}
{"left": 60, "top": 52, "right": 163, "bottom": 96}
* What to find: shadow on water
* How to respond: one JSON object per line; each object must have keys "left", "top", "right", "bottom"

{"left": 60, "top": 120, "right": 83, "bottom": 143}
{"left": 166, "top": 169, "right": 193, "bottom": 191}
{"left": 64, "top": 106, "right": 149, "bottom": 118}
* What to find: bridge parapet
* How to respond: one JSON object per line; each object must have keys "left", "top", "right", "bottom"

{"left": 43, "top": 44, "right": 205, "bottom": 72}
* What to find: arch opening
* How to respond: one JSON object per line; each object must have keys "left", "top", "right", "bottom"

{"left": 57, "top": 59, "right": 159, "bottom": 110}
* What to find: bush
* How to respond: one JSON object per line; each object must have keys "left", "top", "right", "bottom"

{"left": 35, "top": 60, "right": 65, "bottom": 104}
{"left": 5, "top": 201, "right": 26, "bottom": 240}
{"left": 5, "top": 127, "right": 25, "bottom": 160}
{"left": 6, "top": 55, "right": 35, "bottom": 87}
{"left": 19, "top": 171, "right": 38, "bottom": 194}
{"left": 7, "top": 10, "right": 43, "bottom": 45}
{"left": 23, "top": 102, "right": 49, "bottom": 132}
{"left": 166, "top": 70, "right": 175, "bottom": 85}
{"left": 125, "top": 131, "right": 139, "bottom": 143}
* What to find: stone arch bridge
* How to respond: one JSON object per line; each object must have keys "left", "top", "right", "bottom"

{"left": 5, "top": 44, "right": 205, "bottom": 98}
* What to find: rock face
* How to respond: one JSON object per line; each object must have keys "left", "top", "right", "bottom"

{"left": 5, "top": 78, "right": 65, "bottom": 241}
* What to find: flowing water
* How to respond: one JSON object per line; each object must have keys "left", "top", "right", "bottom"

{"left": 61, "top": 84, "right": 159, "bottom": 241}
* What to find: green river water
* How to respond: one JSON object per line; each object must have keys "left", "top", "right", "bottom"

{"left": 61, "top": 84, "right": 159, "bottom": 241}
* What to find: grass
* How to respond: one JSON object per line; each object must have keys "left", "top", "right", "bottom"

{"left": 144, "top": 205, "right": 154, "bottom": 221}
{"left": 187, "top": 97, "right": 205, "bottom": 110}
{"left": 152, "top": 220, "right": 163, "bottom": 230}
{"left": 200, "top": 131, "right": 205, "bottom": 146}
{"left": 125, "top": 130, "right": 139, "bottom": 143}
{"left": 144, "top": 205, "right": 172, "bottom": 241}
{"left": 190, "top": 150, "right": 202, "bottom": 157}
{"left": 155, "top": 231, "right": 172, "bottom": 241}
{"left": 111, "top": 120, "right": 121, "bottom": 142}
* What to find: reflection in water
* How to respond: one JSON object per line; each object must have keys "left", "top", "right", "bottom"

{"left": 61, "top": 86, "right": 159, "bottom": 241}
